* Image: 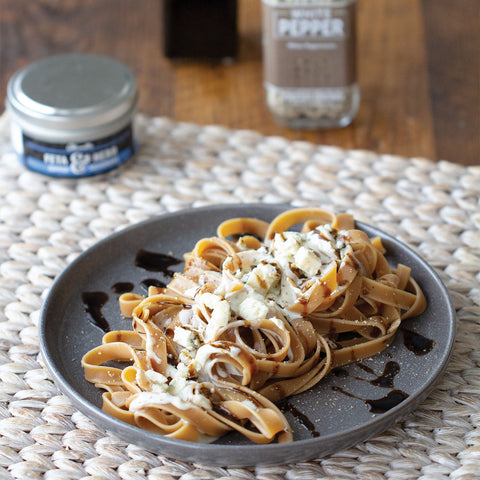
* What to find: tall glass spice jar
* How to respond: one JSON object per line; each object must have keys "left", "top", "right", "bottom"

{"left": 261, "top": 0, "right": 359, "bottom": 129}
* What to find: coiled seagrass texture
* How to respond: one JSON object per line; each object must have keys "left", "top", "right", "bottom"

{"left": 0, "top": 114, "right": 479, "bottom": 479}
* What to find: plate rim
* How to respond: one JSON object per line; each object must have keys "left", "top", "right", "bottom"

{"left": 39, "top": 203, "right": 456, "bottom": 466}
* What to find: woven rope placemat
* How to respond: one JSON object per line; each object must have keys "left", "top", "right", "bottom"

{"left": 0, "top": 113, "right": 479, "bottom": 480}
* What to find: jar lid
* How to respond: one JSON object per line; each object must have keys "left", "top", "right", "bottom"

{"left": 6, "top": 53, "right": 138, "bottom": 132}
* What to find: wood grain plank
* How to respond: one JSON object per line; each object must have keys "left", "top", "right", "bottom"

{"left": 0, "top": 0, "right": 173, "bottom": 117}
{"left": 353, "top": 0, "right": 435, "bottom": 159}
{"left": 172, "top": 0, "right": 436, "bottom": 161}
{"left": 1, "top": 0, "right": 469, "bottom": 163}
{"left": 172, "top": 0, "right": 265, "bottom": 128}
{"left": 422, "top": 0, "right": 480, "bottom": 165}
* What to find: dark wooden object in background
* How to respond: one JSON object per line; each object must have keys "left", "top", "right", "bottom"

{"left": 0, "top": 0, "right": 478, "bottom": 165}
{"left": 422, "top": 0, "right": 479, "bottom": 167}
{"left": 161, "top": 0, "right": 237, "bottom": 59}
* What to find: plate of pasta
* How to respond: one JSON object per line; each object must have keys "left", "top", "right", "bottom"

{"left": 40, "top": 204, "right": 455, "bottom": 466}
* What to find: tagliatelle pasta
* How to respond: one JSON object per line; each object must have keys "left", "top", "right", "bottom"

{"left": 82, "top": 208, "right": 427, "bottom": 444}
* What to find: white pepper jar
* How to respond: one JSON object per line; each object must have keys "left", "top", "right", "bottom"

{"left": 262, "top": 0, "right": 360, "bottom": 129}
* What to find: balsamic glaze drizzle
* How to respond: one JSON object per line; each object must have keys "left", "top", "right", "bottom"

{"left": 402, "top": 328, "right": 435, "bottom": 355}
{"left": 141, "top": 278, "right": 167, "bottom": 290}
{"left": 331, "top": 385, "right": 409, "bottom": 414}
{"left": 358, "top": 361, "right": 401, "bottom": 389}
{"left": 111, "top": 282, "right": 134, "bottom": 294}
{"left": 278, "top": 399, "right": 320, "bottom": 438}
{"left": 135, "top": 249, "right": 182, "bottom": 277}
{"left": 366, "top": 390, "right": 409, "bottom": 414}
{"left": 82, "top": 291, "right": 110, "bottom": 332}
{"left": 330, "top": 325, "right": 435, "bottom": 414}
{"left": 331, "top": 360, "right": 407, "bottom": 413}
{"left": 82, "top": 250, "right": 183, "bottom": 332}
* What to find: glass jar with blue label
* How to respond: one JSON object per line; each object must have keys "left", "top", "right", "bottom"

{"left": 262, "top": 0, "right": 360, "bottom": 129}
{"left": 6, "top": 53, "right": 138, "bottom": 178}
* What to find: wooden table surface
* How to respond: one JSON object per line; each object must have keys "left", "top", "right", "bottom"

{"left": 1, "top": 0, "right": 478, "bottom": 165}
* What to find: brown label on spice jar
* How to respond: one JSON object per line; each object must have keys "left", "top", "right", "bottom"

{"left": 262, "top": 2, "right": 356, "bottom": 88}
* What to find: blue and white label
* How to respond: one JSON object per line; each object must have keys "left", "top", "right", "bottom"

{"left": 21, "top": 123, "right": 135, "bottom": 177}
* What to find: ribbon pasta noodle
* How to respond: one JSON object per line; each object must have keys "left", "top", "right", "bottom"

{"left": 82, "top": 208, "right": 426, "bottom": 444}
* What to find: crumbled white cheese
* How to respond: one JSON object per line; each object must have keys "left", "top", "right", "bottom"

{"left": 188, "top": 387, "right": 211, "bottom": 410}
{"left": 278, "top": 232, "right": 302, "bottom": 257}
{"left": 174, "top": 326, "right": 197, "bottom": 350}
{"left": 185, "top": 309, "right": 207, "bottom": 335}
{"left": 210, "top": 299, "right": 230, "bottom": 326}
{"left": 176, "top": 361, "right": 190, "bottom": 378}
{"left": 168, "top": 370, "right": 188, "bottom": 395}
{"left": 144, "top": 369, "right": 168, "bottom": 393}
{"left": 200, "top": 292, "right": 222, "bottom": 309}
{"left": 235, "top": 249, "right": 270, "bottom": 276}
{"left": 177, "top": 307, "right": 194, "bottom": 325}
{"left": 202, "top": 293, "right": 231, "bottom": 341}
{"left": 183, "top": 286, "right": 199, "bottom": 298}
{"left": 214, "top": 272, "right": 243, "bottom": 297}
{"left": 294, "top": 246, "right": 322, "bottom": 276}
{"left": 228, "top": 345, "right": 242, "bottom": 356}
{"left": 165, "top": 364, "right": 180, "bottom": 379}
{"left": 335, "top": 233, "right": 347, "bottom": 250}
{"left": 279, "top": 274, "right": 301, "bottom": 308}
{"left": 270, "top": 233, "right": 300, "bottom": 271}
{"left": 246, "top": 262, "right": 281, "bottom": 293}
{"left": 226, "top": 287, "right": 248, "bottom": 314}
{"left": 238, "top": 296, "right": 269, "bottom": 322}
{"left": 305, "top": 232, "right": 336, "bottom": 262}
{"left": 179, "top": 348, "right": 195, "bottom": 367}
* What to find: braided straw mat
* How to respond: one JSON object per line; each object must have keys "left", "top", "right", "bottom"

{"left": 0, "top": 113, "right": 479, "bottom": 480}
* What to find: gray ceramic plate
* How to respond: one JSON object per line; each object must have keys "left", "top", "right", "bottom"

{"left": 40, "top": 204, "right": 455, "bottom": 466}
